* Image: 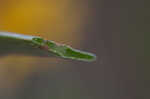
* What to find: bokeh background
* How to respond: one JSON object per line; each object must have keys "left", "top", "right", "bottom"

{"left": 0, "top": 0, "right": 147, "bottom": 99}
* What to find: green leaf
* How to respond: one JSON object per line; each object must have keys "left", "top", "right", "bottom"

{"left": 0, "top": 32, "right": 96, "bottom": 62}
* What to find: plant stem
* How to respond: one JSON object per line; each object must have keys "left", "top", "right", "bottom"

{"left": 0, "top": 32, "right": 96, "bottom": 62}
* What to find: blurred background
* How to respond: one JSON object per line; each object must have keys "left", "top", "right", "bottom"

{"left": 0, "top": 0, "right": 147, "bottom": 99}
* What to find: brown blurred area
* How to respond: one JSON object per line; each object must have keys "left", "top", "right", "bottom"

{"left": 0, "top": 0, "right": 147, "bottom": 99}
{"left": 0, "top": 0, "right": 90, "bottom": 98}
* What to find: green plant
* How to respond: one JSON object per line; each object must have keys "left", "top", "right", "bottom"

{"left": 0, "top": 32, "right": 96, "bottom": 62}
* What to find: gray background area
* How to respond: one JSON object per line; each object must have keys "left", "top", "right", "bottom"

{"left": 0, "top": 0, "right": 147, "bottom": 99}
